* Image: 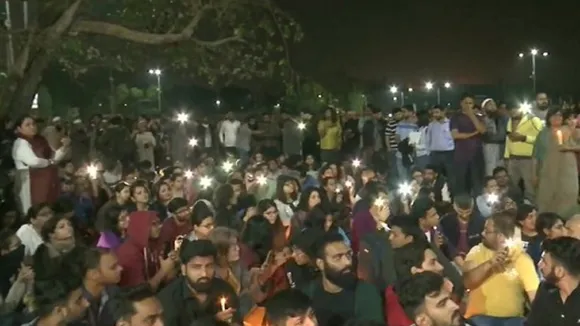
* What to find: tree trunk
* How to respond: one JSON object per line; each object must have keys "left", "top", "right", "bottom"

{"left": 0, "top": 50, "right": 51, "bottom": 116}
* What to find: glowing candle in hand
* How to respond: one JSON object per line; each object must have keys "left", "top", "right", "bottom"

{"left": 220, "top": 297, "right": 227, "bottom": 311}
{"left": 557, "top": 130, "right": 563, "bottom": 145}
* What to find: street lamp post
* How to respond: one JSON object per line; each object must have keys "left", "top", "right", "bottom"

{"left": 148, "top": 69, "right": 162, "bottom": 111}
{"left": 389, "top": 85, "right": 405, "bottom": 105}
{"left": 425, "top": 81, "right": 451, "bottom": 104}
{"left": 518, "top": 48, "right": 548, "bottom": 94}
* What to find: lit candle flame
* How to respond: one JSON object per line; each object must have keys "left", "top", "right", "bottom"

{"left": 219, "top": 296, "right": 227, "bottom": 311}
{"left": 188, "top": 138, "right": 198, "bottom": 147}
{"left": 556, "top": 129, "right": 563, "bottom": 145}
{"left": 177, "top": 112, "right": 189, "bottom": 123}
{"left": 352, "top": 158, "right": 361, "bottom": 168}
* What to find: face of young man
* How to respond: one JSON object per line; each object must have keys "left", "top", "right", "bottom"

{"left": 275, "top": 308, "right": 318, "bottom": 326}
{"left": 415, "top": 286, "right": 462, "bottom": 326}
{"left": 120, "top": 296, "right": 164, "bottom": 326}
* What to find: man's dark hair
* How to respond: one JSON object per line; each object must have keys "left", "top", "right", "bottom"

{"left": 489, "top": 212, "right": 516, "bottom": 238}
{"left": 483, "top": 176, "right": 495, "bottom": 188}
{"left": 179, "top": 239, "right": 217, "bottom": 264}
{"left": 344, "top": 320, "right": 384, "bottom": 326}
{"left": 492, "top": 166, "right": 507, "bottom": 177}
{"left": 398, "top": 271, "right": 445, "bottom": 320}
{"left": 360, "top": 181, "right": 387, "bottom": 204}
{"left": 109, "top": 284, "right": 156, "bottom": 322}
{"left": 459, "top": 92, "right": 475, "bottom": 101}
{"left": 0, "top": 229, "right": 15, "bottom": 251}
{"left": 52, "top": 197, "right": 75, "bottom": 215}
{"left": 410, "top": 197, "right": 435, "bottom": 222}
{"left": 393, "top": 240, "right": 432, "bottom": 282}
{"left": 80, "top": 247, "right": 111, "bottom": 277}
{"left": 314, "top": 231, "right": 346, "bottom": 259}
{"left": 264, "top": 289, "right": 312, "bottom": 324}
{"left": 167, "top": 197, "right": 189, "bottom": 214}
{"left": 388, "top": 215, "right": 423, "bottom": 241}
{"left": 542, "top": 237, "right": 580, "bottom": 276}
{"left": 453, "top": 194, "right": 473, "bottom": 211}
{"left": 34, "top": 261, "right": 83, "bottom": 318}
{"left": 536, "top": 212, "right": 563, "bottom": 236}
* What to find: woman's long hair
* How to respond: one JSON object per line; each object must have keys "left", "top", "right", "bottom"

{"left": 296, "top": 187, "right": 323, "bottom": 212}
{"left": 241, "top": 215, "right": 273, "bottom": 264}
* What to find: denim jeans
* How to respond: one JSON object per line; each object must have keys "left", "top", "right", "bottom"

{"left": 470, "top": 315, "right": 524, "bottom": 326}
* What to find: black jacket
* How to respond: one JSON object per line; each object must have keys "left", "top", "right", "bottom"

{"left": 157, "top": 276, "right": 240, "bottom": 326}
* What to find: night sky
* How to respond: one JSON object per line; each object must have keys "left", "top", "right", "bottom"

{"left": 281, "top": 1, "right": 580, "bottom": 93}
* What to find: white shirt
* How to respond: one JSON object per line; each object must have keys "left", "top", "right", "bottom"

{"left": 219, "top": 120, "right": 240, "bottom": 147}
{"left": 12, "top": 138, "right": 66, "bottom": 170}
{"left": 16, "top": 224, "right": 43, "bottom": 256}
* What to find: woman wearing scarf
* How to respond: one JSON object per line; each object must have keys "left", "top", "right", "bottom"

{"left": 12, "top": 115, "right": 69, "bottom": 214}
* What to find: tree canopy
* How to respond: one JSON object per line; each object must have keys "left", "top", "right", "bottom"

{"left": 0, "top": 0, "right": 303, "bottom": 114}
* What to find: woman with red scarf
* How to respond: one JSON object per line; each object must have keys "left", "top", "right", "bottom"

{"left": 12, "top": 115, "right": 69, "bottom": 214}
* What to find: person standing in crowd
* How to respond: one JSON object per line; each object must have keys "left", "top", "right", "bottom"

{"left": 534, "top": 107, "right": 580, "bottom": 215}
{"left": 236, "top": 118, "right": 253, "bottom": 166}
{"left": 532, "top": 92, "right": 550, "bottom": 120}
{"left": 427, "top": 106, "right": 455, "bottom": 184}
{"left": 12, "top": 115, "right": 70, "bottom": 214}
{"left": 318, "top": 107, "right": 342, "bottom": 164}
{"left": 481, "top": 98, "right": 507, "bottom": 176}
{"left": 219, "top": 111, "right": 240, "bottom": 157}
{"left": 398, "top": 271, "right": 469, "bottom": 326}
{"left": 304, "top": 232, "right": 383, "bottom": 325}
{"left": 282, "top": 111, "right": 303, "bottom": 160}
{"left": 395, "top": 105, "right": 418, "bottom": 179}
{"left": 360, "top": 106, "right": 386, "bottom": 169}
{"left": 450, "top": 93, "right": 486, "bottom": 195}
{"left": 463, "top": 212, "right": 539, "bottom": 325}
{"left": 504, "top": 102, "right": 543, "bottom": 204}
{"left": 528, "top": 237, "right": 580, "bottom": 326}
{"left": 342, "top": 111, "right": 360, "bottom": 159}
{"left": 134, "top": 118, "right": 156, "bottom": 169}
{"left": 158, "top": 239, "right": 241, "bottom": 325}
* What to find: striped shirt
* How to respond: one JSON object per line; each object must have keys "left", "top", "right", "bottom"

{"left": 385, "top": 119, "right": 398, "bottom": 150}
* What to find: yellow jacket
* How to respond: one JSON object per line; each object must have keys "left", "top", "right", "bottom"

{"left": 504, "top": 115, "right": 543, "bottom": 159}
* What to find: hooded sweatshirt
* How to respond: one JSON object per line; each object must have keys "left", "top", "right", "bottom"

{"left": 116, "top": 211, "right": 162, "bottom": 287}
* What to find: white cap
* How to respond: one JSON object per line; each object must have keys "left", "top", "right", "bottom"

{"left": 52, "top": 116, "right": 61, "bottom": 123}
{"left": 73, "top": 119, "right": 82, "bottom": 124}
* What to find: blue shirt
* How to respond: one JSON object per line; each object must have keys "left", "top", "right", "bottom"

{"left": 395, "top": 121, "right": 418, "bottom": 141}
{"left": 426, "top": 119, "right": 455, "bottom": 151}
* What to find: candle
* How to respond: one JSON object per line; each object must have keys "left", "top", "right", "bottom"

{"left": 219, "top": 297, "right": 227, "bottom": 311}
{"left": 557, "top": 130, "right": 563, "bottom": 145}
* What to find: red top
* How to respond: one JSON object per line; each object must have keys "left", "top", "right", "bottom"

{"left": 385, "top": 285, "right": 414, "bottom": 326}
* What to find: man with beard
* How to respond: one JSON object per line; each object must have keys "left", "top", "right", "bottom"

{"left": 398, "top": 271, "right": 471, "bottom": 326}
{"left": 532, "top": 92, "right": 550, "bottom": 120}
{"left": 303, "top": 232, "right": 383, "bottom": 326}
{"left": 158, "top": 239, "right": 240, "bottom": 326}
{"left": 527, "top": 237, "right": 580, "bottom": 326}
{"left": 463, "top": 212, "right": 539, "bottom": 325}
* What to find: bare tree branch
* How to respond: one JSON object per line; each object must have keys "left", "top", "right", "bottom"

{"left": 192, "top": 36, "right": 243, "bottom": 46}
{"left": 70, "top": 5, "right": 214, "bottom": 45}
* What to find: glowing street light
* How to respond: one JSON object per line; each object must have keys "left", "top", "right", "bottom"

{"left": 425, "top": 81, "right": 451, "bottom": 104}
{"left": 444, "top": 82, "right": 451, "bottom": 89}
{"left": 425, "top": 82, "right": 434, "bottom": 90}
{"left": 148, "top": 68, "right": 162, "bottom": 111}
{"left": 389, "top": 85, "right": 405, "bottom": 105}
{"left": 389, "top": 86, "right": 398, "bottom": 94}
{"left": 518, "top": 48, "right": 549, "bottom": 94}
{"left": 215, "top": 99, "right": 221, "bottom": 106}
{"left": 408, "top": 87, "right": 413, "bottom": 92}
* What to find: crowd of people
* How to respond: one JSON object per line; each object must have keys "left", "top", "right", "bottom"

{"left": 0, "top": 91, "right": 579, "bottom": 326}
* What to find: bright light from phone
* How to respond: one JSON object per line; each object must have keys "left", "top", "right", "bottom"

{"left": 200, "top": 176, "right": 213, "bottom": 189}
{"left": 87, "top": 164, "right": 98, "bottom": 180}
{"left": 184, "top": 169, "right": 193, "bottom": 179}
{"left": 222, "top": 161, "right": 234, "bottom": 173}
{"left": 256, "top": 175, "right": 268, "bottom": 186}
{"left": 297, "top": 122, "right": 306, "bottom": 130}
{"left": 352, "top": 158, "right": 361, "bottom": 168}
{"left": 519, "top": 102, "right": 532, "bottom": 114}
{"left": 398, "top": 182, "right": 413, "bottom": 196}
{"left": 188, "top": 138, "right": 198, "bottom": 147}
{"left": 176, "top": 112, "right": 189, "bottom": 124}
{"left": 487, "top": 193, "right": 499, "bottom": 204}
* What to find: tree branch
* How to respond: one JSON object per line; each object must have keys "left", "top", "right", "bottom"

{"left": 70, "top": 5, "right": 214, "bottom": 45}
{"left": 192, "top": 36, "right": 243, "bottom": 46}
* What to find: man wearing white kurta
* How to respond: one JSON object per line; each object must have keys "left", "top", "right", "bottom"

{"left": 12, "top": 138, "right": 68, "bottom": 215}
{"left": 219, "top": 112, "right": 240, "bottom": 156}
